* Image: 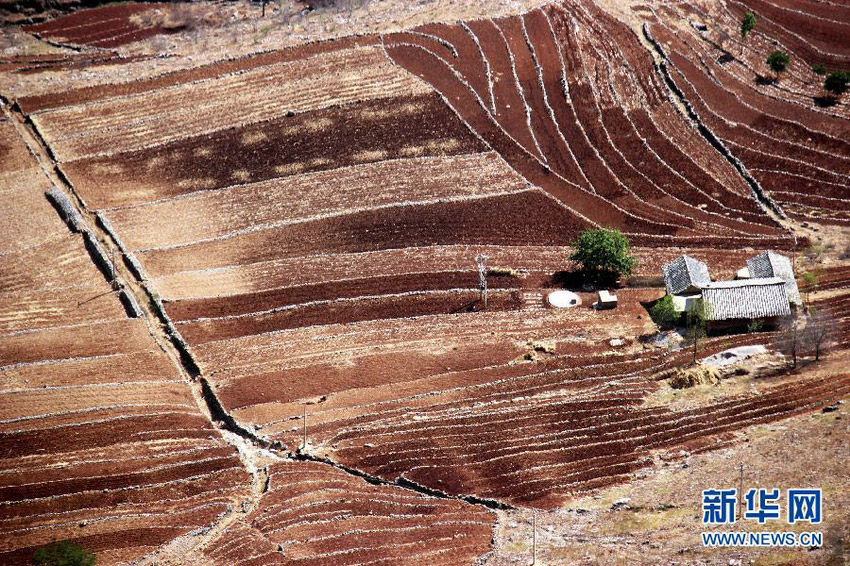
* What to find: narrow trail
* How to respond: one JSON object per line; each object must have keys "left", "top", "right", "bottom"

{"left": 3, "top": 96, "right": 510, "bottom": 559}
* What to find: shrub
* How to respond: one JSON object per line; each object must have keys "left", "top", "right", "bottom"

{"left": 569, "top": 228, "right": 637, "bottom": 283}
{"left": 824, "top": 71, "right": 850, "bottom": 97}
{"left": 649, "top": 295, "right": 678, "bottom": 329}
{"left": 33, "top": 541, "right": 95, "bottom": 566}
{"left": 811, "top": 63, "right": 826, "bottom": 76}
{"left": 766, "top": 51, "right": 790, "bottom": 75}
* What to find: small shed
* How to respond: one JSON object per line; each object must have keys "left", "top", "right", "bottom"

{"left": 746, "top": 251, "right": 801, "bottom": 306}
{"left": 597, "top": 290, "right": 618, "bottom": 309}
{"left": 700, "top": 278, "right": 791, "bottom": 330}
{"left": 662, "top": 255, "right": 711, "bottom": 295}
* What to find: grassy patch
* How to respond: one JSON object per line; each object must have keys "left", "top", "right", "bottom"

{"left": 600, "top": 506, "right": 693, "bottom": 536}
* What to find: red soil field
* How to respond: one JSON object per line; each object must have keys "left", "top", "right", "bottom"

{"left": 382, "top": 1, "right": 791, "bottom": 245}
{"left": 646, "top": 3, "right": 850, "bottom": 226}
{"left": 24, "top": 3, "right": 169, "bottom": 48}
{"left": 134, "top": 190, "right": 585, "bottom": 277}
{"left": 15, "top": 34, "right": 381, "bottom": 114}
{"left": 0, "top": 112, "right": 250, "bottom": 565}
{"left": 4, "top": 0, "right": 849, "bottom": 561}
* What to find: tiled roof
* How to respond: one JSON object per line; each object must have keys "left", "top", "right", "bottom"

{"left": 662, "top": 255, "right": 711, "bottom": 295}
{"left": 701, "top": 278, "right": 791, "bottom": 321}
{"left": 747, "top": 251, "right": 801, "bottom": 304}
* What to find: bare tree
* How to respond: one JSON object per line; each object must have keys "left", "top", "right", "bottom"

{"left": 685, "top": 298, "right": 711, "bottom": 364}
{"left": 774, "top": 315, "right": 801, "bottom": 368}
{"left": 803, "top": 307, "right": 833, "bottom": 362}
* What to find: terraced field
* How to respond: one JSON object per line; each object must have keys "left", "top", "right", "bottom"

{"left": 0, "top": 118, "right": 251, "bottom": 564}
{"left": 3, "top": 0, "right": 850, "bottom": 563}
{"left": 23, "top": 3, "right": 170, "bottom": 48}
{"left": 645, "top": 1, "right": 850, "bottom": 225}
{"left": 184, "top": 461, "right": 494, "bottom": 566}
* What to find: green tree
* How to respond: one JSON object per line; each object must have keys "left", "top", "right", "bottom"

{"left": 740, "top": 11, "right": 756, "bottom": 40}
{"left": 569, "top": 228, "right": 637, "bottom": 284}
{"left": 33, "top": 541, "right": 95, "bottom": 566}
{"left": 811, "top": 63, "right": 826, "bottom": 76}
{"left": 766, "top": 51, "right": 790, "bottom": 78}
{"left": 824, "top": 70, "right": 850, "bottom": 97}
{"left": 685, "top": 298, "right": 711, "bottom": 364}
{"left": 650, "top": 295, "right": 678, "bottom": 329}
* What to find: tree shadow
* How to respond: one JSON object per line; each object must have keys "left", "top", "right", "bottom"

{"left": 813, "top": 95, "right": 838, "bottom": 108}
{"left": 756, "top": 75, "right": 776, "bottom": 86}
{"left": 717, "top": 52, "right": 735, "bottom": 64}
{"left": 549, "top": 270, "right": 621, "bottom": 290}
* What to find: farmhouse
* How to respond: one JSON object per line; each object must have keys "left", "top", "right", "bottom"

{"left": 746, "top": 251, "right": 802, "bottom": 306}
{"left": 700, "top": 278, "right": 791, "bottom": 331}
{"left": 661, "top": 252, "right": 797, "bottom": 331}
{"left": 662, "top": 255, "right": 711, "bottom": 295}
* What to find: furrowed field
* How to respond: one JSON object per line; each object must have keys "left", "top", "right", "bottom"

{"left": 1, "top": 0, "right": 848, "bottom": 563}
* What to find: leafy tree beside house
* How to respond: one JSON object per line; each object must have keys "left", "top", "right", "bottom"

{"left": 766, "top": 50, "right": 790, "bottom": 79}
{"left": 569, "top": 228, "right": 637, "bottom": 285}
{"left": 650, "top": 295, "right": 678, "bottom": 330}
{"left": 33, "top": 541, "right": 95, "bottom": 566}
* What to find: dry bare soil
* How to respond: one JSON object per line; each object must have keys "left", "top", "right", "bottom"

{"left": 1, "top": 0, "right": 848, "bottom": 564}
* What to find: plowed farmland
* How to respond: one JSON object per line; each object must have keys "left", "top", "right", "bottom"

{"left": 3, "top": 0, "right": 850, "bottom": 563}
{"left": 184, "top": 461, "right": 495, "bottom": 566}
{"left": 646, "top": 1, "right": 850, "bottom": 225}
{"left": 23, "top": 3, "right": 170, "bottom": 48}
{"left": 0, "top": 118, "right": 251, "bottom": 564}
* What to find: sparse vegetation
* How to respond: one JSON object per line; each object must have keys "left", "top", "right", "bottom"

{"left": 801, "top": 270, "right": 819, "bottom": 303}
{"left": 746, "top": 319, "right": 764, "bottom": 334}
{"left": 570, "top": 228, "right": 637, "bottom": 285}
{"left": 803, "top": 307, "right": 832, "bottom": 361}
{"left": 33, "top": 541, "right": 95, "bottom": 566}
{"left": 775, "top": 315, "right": 801, "bottom": 368}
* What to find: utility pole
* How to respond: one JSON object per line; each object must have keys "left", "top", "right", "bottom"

{"left": 531, "top": 512, "right": 537, "bottom": 565}
{"left": 475, "top": 253, "right": 489, "bottom": 310}
{"left": 738, "top": 463, "right": 745, "bottom": 522}
{"left": 301, "top": 406, "right": 307, "bottom": 451}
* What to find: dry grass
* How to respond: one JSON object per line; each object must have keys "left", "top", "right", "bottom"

{"left": 668, "top": 365, "right": 721, "bottom": 389}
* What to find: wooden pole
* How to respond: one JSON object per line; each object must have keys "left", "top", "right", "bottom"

{"left": 302, "top": 406, "right": 307, "bottom": 450}
{"left": 531, "top": 512, "right": 536, "bottom": 565}
{"left": 738, "top": 463, "right": 744, "bottom": 522}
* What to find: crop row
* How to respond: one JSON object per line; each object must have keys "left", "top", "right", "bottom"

{"left": 61, "top": 93, "right": 484, "bottom": 210}
{"left": 0, "top": 118, "right": 251, "bottom": 565}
